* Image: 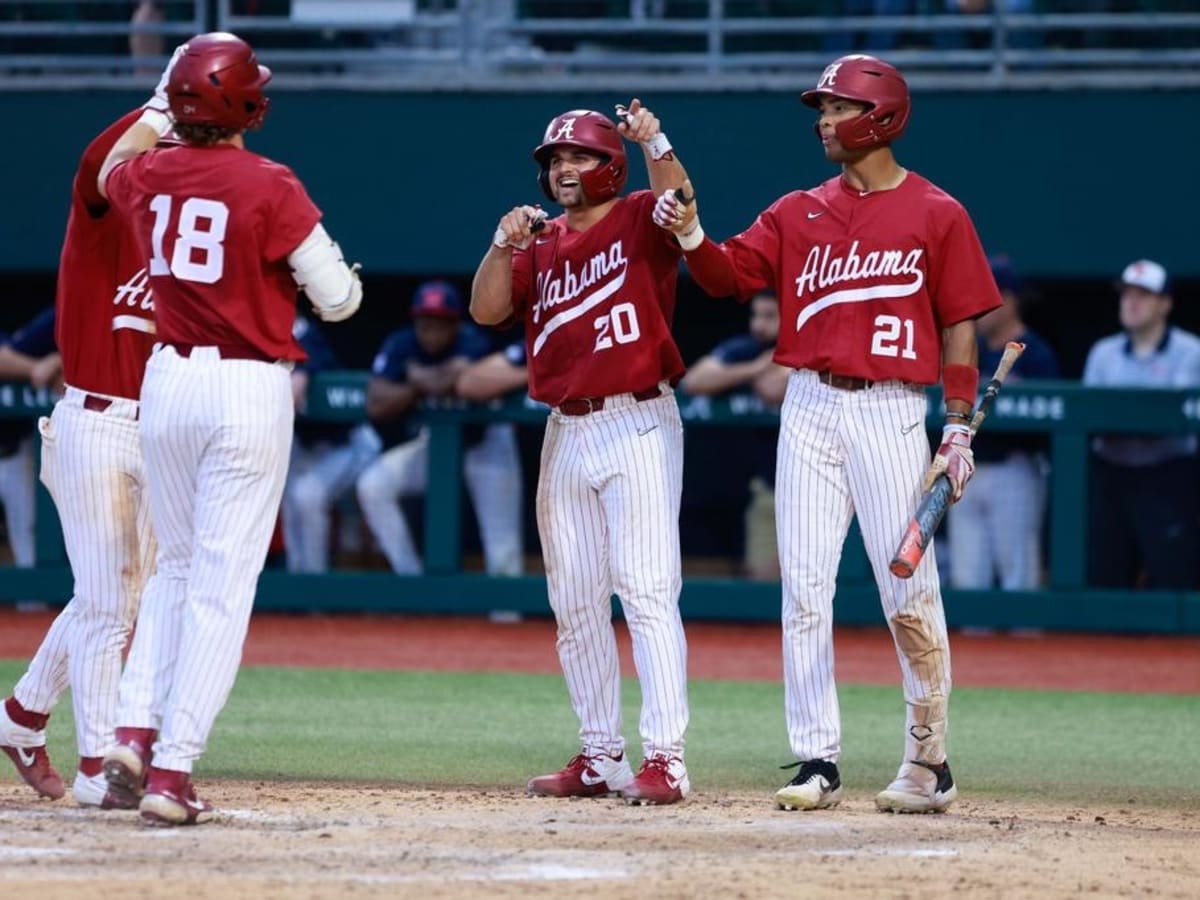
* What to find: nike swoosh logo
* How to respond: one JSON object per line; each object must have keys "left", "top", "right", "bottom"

{"left": 580, "top": 769, "right": 606, "bottom": 786}
{"left": 901, "top": 421, "right": 921, "bottom": 435}
{"left": 807, "top": 211, "right": 826, "bottom": 220}
{"left": 16, "top": 747, "right": 36, "bottom": 768}
{"left": 536, "top": 238, "right": 553, "bottom": 245}
{"left": 636, "top": 424, "right": 658, "bottom": 436}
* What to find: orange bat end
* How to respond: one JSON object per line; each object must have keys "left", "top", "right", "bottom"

{"left": 889, "top": 523, "right": 925, "bottom": 579}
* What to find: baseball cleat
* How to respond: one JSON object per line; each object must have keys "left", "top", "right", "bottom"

{"left": 875, "top": 760, "right": 958, "bottom": 814}
{"left": 775, "top": 759, "right": 842, "bottom": 811}
{"left": 0, "top": 700, "right": 64, "bottom": 800}
{"left": 527, "top": 750, "right": 634, "bottom": 798}
{"left": 72, "top": 771, "right": 138, "bottom": 810}
{"left": 139, "top": 767, "right": 214, "bottom": 826}
{"left": 102, "top": 726, "right": 157, "bottom": 808}
{"left": 622, "top": 752, "right": 689, "bottom": 806}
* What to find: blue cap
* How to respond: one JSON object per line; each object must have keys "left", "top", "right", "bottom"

{"left": 411, "top": 280, "right": 462, "bottom": 319}
{"left": 989, "top": 255, "right": 1023, "bottom": 295}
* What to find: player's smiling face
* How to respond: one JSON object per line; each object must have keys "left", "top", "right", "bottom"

{"left": 548, "top": 148, "right": 603, "bottom": 207}
{"left": 816, "top": 96, "right": 871, "bottom": 161}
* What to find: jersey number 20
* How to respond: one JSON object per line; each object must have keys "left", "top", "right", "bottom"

{"left": 593, "top": 302, "right": 641, "bottom": 352}
{"left": 148, "top": 194, "right": 229, "bottom": 284}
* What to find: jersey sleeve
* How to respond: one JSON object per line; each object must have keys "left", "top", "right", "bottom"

{"left": 459, "top": 324, "right": 494, "bottom": 362}
{"left": 372, "top": 331, "right": 413, "bottom": 382}
{"left": 264, "top": 166, "right": 324, "bottom": 263}
{"left": 711, "top": 334, "right": 761, "bottom": 365}
{"left": 76, "top": 109, "right": 142, "bottom": 216}
{"left": 103, "top": 159, "right": 137, "bottom": 221}
{"left": 927, "top": 203, "right": 1003, "bottom": 327}
{"left": 719, "top": 201, "right": 786, "bottom": 301}
{"left": 504, "top": 341, "right": 527, "bottom": 367}
{"left": 1081, "top": 341, "right": 1105, "bottom": 386}
{"left": 10, "top": 308, "right": 58, "bottom": 356}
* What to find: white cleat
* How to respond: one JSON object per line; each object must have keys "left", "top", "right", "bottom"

{"left": 875, "top": 760, "right": 958, "bottom": 813}
{"left": 775, "top": 759, "right": 842, "bottom": 811}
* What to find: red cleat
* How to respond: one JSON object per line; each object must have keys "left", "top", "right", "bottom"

{"left": 526, "top": 750, "right": 634, "bottom": 798}
{"left": 139, "top": 766, "right": 214, "bottom": 826}
{"left": 1, "top": 699, "right": 64, "bottom": 800}
{"left": 621, "top": 753, "right": 690, "bottom": 806}
{"left": 102, "top": 726, "right": 157, "bottom": 808}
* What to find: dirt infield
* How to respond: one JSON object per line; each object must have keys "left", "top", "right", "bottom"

{"left": 1, "top": 783, "right": 1197, "bottom": 899}
{"left": 2, "top": 608, "right": 1199, "bottom": 898}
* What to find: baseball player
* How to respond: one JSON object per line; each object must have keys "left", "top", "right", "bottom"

{"left": 456, "top": 340, "right": 529, "bottom": 403}
{"left": 0, "top": 309, "right": 60, "bottom": 575}
{"left": 654, "top": 55, "right": 1001, "bottom": 812}
{"left": 471, "top": 101, "right": 693, "bottom": 805}
{"left": 355, "top": 282, "right": 523, "bottom": 576}
{"left": 282, "top": 315, "right": 381, "bottom": 573}
{"left": 97, "top": 31, "right": 363, "bottom": 826}
{"left": 0, "top": 54, "right": 181, "bottom": 807}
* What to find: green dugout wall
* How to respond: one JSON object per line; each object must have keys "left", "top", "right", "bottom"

{"left": 3, "top": 379, "right": 1199, "bottom": 635}
{"left": 0, "top": 90, "right": 1197, "bottom": 278}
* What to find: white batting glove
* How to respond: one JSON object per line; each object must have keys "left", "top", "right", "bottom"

{"left": 616, "top": 99, "right": 673, "bottom": 160}
{"left": 922, "top": 423, "right": 975, "bottom": 502}
{"left": 652, "top": 181, "right": 703, "bottom": 250}
{"left": 493, "top": 205, "right": 546, "bottom": 250}
{"left": 145, "top": 42, "right": 188, "bottom": 113}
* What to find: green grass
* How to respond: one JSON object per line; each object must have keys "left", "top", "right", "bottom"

{"left": 2, "top": 661, "right": 1197, "bottom": 808}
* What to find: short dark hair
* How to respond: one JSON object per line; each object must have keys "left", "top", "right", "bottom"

{"left": 174, "top": 122, "right": 240, "bottom": 147}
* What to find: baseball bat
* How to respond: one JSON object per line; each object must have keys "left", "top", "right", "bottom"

{"left": 887, "top": 340, "right": 1026, "bottom": 579}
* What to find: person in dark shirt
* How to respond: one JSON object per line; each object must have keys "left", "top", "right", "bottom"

{"left": 946, "top": 258, "right": 1059, "bottom": 590}
{"left": 680, "top": 291, "right": 781, "bottom": 580}
{"left": 355, "top": 281, "right": 523, "bottom": 575}
{"left": 0, "top": 308, "right": 60, "bottom": 571}
{"left": 281, "top": 315, "right": 381, "bottom": 573}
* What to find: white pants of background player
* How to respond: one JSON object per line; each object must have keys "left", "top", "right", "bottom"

{"left": 538, "top": 390, "right": 689, "bottom": 760}
{"left": 947, "top": 453, "right": 1047, "bottom": 590}
{"left": 0, "top": 436, "right": 35, "bottom": 567}
{"left": 115, "top": 346, "right": 292, "bottom": 773}
{"left": 11, "top": 388, "right": 153, "bottom": 760}
{"left": 282, "top": 423, "right": 381, "bottom": 573}
{"left": 777, "top": 370, "right": 951, "bottom": 768}
{"left": 355, "top": 424, "right": 523, "bottom": 576}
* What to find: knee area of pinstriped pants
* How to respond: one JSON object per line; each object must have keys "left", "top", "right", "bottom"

{"left": 888, "top": 604, "right": 948, "bottom": 684}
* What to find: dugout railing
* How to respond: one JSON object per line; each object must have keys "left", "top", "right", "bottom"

{"left": 0, "top": 2, "right": 1198, "bottom": 91}
{"left": 1, "top": 377, "right": 1198, "bottom": 634}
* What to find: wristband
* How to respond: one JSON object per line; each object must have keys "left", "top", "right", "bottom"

{"left": 645, "top": 132, "right": 673, "bottom": 161}
{"left": 136, "top": 107, "right": 173, "bottom": 138}
{"left": 677, "top": 222, "right": 704, "bottom": 252}
{"left": 944, "top": 411, "right": 970, "bottom": 422}
{"left": 941, "top": 363, "right": 978, "bottom": 406}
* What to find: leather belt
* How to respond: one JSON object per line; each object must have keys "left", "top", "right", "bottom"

{"left": 557, "top": 385, "right": 663, "bottom": 417}
{"left": 166, "top": 341, "right": 275, "bottom": 363}
{"left": 817, "top": 370, "right": 873, "bottom": 391}
{"left": 83, "top": 394, "right": 138, "bottom": 420}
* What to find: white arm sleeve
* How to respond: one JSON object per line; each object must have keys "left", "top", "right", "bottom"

{"left": 288, "top": 224, "right": 363, "bottom": 323}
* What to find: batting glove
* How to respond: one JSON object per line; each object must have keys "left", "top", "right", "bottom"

{"left": 923, "top": 423, "right": 975, "bottom": 502}
{"left": 652, "top": 181, "right": 704, "bottom": 250}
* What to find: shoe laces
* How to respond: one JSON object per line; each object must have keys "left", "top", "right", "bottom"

{"left": 781, "top": 759, "right": 837, "bottom": 786}
{"left": 638, "top": 753, "right": 676, "bottom": 776}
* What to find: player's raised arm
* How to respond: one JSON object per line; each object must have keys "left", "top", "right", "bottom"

{"left": 615, "top": 98, "right": 688, "bottom": 202}
{"left": 97, "top": 43, "right": 187, "bottom": 198}
{"left": 470, "top": 204, "right": 543, "bottom": 326}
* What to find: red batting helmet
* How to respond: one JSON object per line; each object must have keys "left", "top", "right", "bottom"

{"left": 532, "top": 110, "right": 628, "bottom": 204}
{"left": 800, "top": 54, "right": 910, "bottom": 151}
{"left": 168, "top": 32, "right": 271, "bottom": 131}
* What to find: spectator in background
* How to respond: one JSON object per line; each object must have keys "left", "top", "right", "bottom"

{"left": 946, "top": 257, "right": 1058, "bottom": 590}
{"left": 356, "top": 281, "right": 524, "bottom": 576}
{"left": 282, "top": 315, "right": 381, "bottom": 573}
{"left": 130, "top": 2, "right": 164, "bottom": 75}
{"left": 680, "top": 291, "right": 782, "bottom": 581}
{"left": 823, "top": 1, "right": 918, "bottom": 54}
{"left": 1083, "top": 259, "right": 1200, "bottom": 589}
{"left": 457, "top": 340, "right": 529, "bottom": 403}
{"left": 0, "top": 309, "right": 61, "bottom": 572}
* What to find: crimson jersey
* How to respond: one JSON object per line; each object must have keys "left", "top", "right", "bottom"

{"left": 718, "top": 173, "right": 1001, "bottom": 384}
{"left": 56, "top": 109, "right": 159, "bottom": 400}
{"left": 105, "top": 144, "right": 321, "bottom": 362}
{"left": 510, "top": 190, "right": 685, "bottom": 405}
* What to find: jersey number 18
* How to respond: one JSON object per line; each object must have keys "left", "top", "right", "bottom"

{"left": 148, "top": 194, "right": 229, "bottom": 285}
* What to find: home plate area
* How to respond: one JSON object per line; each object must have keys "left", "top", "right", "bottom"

{"left": 1, "top": 782, "right": 1196, "bottom": 899}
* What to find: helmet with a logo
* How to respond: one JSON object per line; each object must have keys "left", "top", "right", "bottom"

{"left": 800, "top": 54, "right": 910, "bottom": 151}
{"left": 168, "top": 32, "right": 271, "bottom": 131}
{"left": 532, "top": 110, "right": 627, "bottom": 204}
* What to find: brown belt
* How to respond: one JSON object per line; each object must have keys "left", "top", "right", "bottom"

{"left": 165, "top": 341, "right": 276, "bottom": 363}
{"left": 817, "top": 370, "right": 873, "bottom": 391}
{"left": 83, "top": 394, "right": 138, "bottom": 420}
{"left": 557, "top": 385, "right": 663, "bottom": 417}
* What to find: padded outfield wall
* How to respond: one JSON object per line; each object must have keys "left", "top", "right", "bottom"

{"left": 0, "top": 89, "right": 1196, "bottom": 278}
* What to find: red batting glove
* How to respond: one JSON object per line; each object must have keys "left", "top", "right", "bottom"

{"left": 922, "top": 423, "right": 975, "bottom": 502}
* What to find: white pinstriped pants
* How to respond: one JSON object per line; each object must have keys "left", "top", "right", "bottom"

{"left": 536, "top": 391, "right": 689, "bottom": 759}
{"left": 0, "top": 436, "right": 35, "bottom": 567}
{"left": 777, "top": 370, "right": 951, "bottom": 767}
{"left": 117, "top": 345, "right": 293, "bottom": 773}
{"left": 13, "top": 389, "right": 153, "bottom": 758}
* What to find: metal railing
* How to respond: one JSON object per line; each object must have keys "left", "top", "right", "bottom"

{"left": 0, "top": 1, "right": 1197, "bottom": 90}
